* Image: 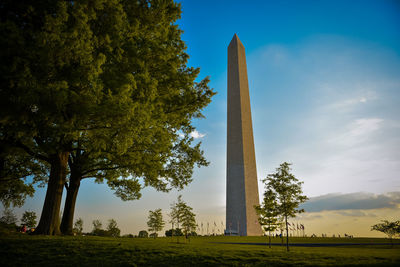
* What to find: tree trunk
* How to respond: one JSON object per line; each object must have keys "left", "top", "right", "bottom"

{"left": 34, "top": 151, "right": 69, "bottom": 235}
{"left": 60, "top": 171, "right": 81, "bottom": 235}
{"left": 285, "top": 216, "right": 289, "bottom": 252}
{"left": 269, "top": 231, "right": 271, "bottom": 248}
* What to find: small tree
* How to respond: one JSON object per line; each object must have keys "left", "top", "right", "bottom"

{"left": 170, "top": 195, "right": 187, "bottom": 242}
{"left": 267, "top": 162, "right": 308, "bottom": 251}
{"left": 21, "top": 211, "right": 37, "bottom": 228}
{"left": 73, "top": 218, "right": 83, "bottom": 235}
{"left": 147, "top": 209, "right": 165, "bottom": 239}
{"left": 138, "top": 230, "right": 148, "bottom": 238}
{"left": 91, "top": 219, "right": 103, "bottom": 236}
{"left": 181, "top": 206, "right": 196, "bottom": 241}
{"left": 0, "top": 208, "right": 17, "bottom": 225}
{"left": 170, "top": 196, "right": 186, "bottom": 229}
{"left": 371, "top": 220, "right": 400, "bottom": 246}
{"left": 92, "top": 220, "right": 102, "bottom": 231}
{"left": 255, "top": 189, "right": 279, "bottom": 248}
{"left": 107, "top": 219, "right": 121, "bottom": 237}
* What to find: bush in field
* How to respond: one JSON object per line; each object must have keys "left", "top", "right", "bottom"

{"left": 138, "top": 230, "right": 148, "bottom": 238}
{"left": 122, "top": 234, "right": 134, "bottom": 238}
{"left": 149, "top": 233, "right": 158, "bottom": 238}
{"left": 165, "top": 228, "right": 183, "bottom": 237}
{"left": 21, "top": 211, "right": 37, "bottom": 228}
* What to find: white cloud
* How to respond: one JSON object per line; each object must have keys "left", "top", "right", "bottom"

{"left": 190, "top": 129, "right": 206, "bottom": 139}
{"left": 328, "top": 117, "right": 384, "bottom": 147}
{"left": 348, "top": 118, "right": 383, "bottom": 137}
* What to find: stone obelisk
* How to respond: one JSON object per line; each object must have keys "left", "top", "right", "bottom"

{"left": 226, "top": 34, "right": 262, "bottom": 236}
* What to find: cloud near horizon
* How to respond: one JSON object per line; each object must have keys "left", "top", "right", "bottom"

{"left": 300, "top": 191, "right": 400, "bottom": 212}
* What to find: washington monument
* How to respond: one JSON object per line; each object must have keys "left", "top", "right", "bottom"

{"left": 226, "top": 34, "right": 262, "bottom": 236}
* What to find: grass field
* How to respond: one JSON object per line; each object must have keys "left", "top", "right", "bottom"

{"left": 0, "top": 234, "right": 399, "bottom": 266}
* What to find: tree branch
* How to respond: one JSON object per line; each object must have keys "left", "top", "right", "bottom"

{"left": 14, "top": 140, "right": 50, "bottom": 163}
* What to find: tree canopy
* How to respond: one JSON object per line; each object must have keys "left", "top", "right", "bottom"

{"left": 0, "top": 0, "right": 214, "bottom": 235}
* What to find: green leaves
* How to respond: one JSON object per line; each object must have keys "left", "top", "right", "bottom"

{"left": 169, "top": 195, "right": 196, "bottom": 236}
{"left": 255, "top": 162, "right": 308, "bottom": 251}
{"left": 147, "top": 208, "right": 165, "bottom": 235}
{"left": 255, "top": 189, "right": 279, "bottom": 233}
{"left": 21, "top": 211, "right": 37, "bottom": 228}
{"left": 264, "top": 162, "right": 308, "bottom": 218}
{"left": 257, "top": 162, "right": 308, "bottom": 250}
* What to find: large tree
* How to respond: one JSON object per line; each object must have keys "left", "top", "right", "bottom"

{"left": 1, "top": 0, "right": 214, "bottom": 235}
{"left": 266, "top": 162, "right": 308, "bottom": 251}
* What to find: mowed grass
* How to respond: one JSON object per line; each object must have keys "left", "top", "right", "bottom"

{"left": 0, "top": 235, "right": 399, "bottom": 266}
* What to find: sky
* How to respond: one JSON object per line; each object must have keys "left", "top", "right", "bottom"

{"left": 5, "top": 0, "right": 400, "bottom": 237}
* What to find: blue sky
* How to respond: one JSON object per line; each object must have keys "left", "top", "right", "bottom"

{"left": 7, "top": 0, "right": 400, "bottom": 237}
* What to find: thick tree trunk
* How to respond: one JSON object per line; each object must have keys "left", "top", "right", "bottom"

{"left": 60, "top": 171, "right": 81, "bottom": 235}
{"left": 34, "top": 151, "right": 69, "bottom": 235}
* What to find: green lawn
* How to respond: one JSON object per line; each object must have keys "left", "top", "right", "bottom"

{"left": 0, "top": 235, "right": 399, "bottom": 266}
